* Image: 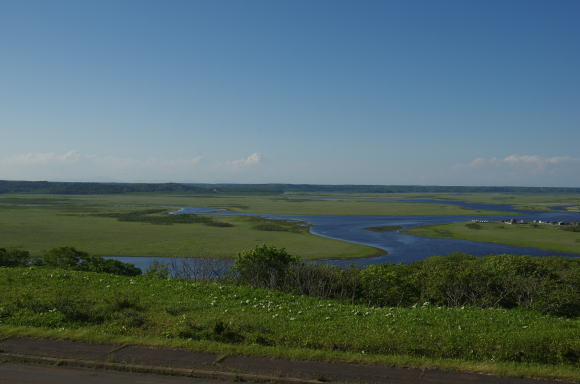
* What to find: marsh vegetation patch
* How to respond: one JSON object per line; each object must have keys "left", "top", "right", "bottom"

{"left": 363, "top": 225, "right": 402, "bottom": 232}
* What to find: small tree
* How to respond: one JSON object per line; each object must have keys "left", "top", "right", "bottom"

{"left": 145, "top": 261, "right": 170, "bottom": 278}
{"left": 79, "top": 256, "right": 141, "bottom": 276}
{"left": 233, "top": 245, "right": 300, "bottom": 289}
{"left": 35, "top": 246, "right": 87, "bottom": 268}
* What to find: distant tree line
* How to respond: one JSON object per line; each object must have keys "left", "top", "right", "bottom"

{"left": 0, "top": 180, "right": 207, "bottom": 195}
{"left": 2, "top": 180, "right": 580, "bottom": 195}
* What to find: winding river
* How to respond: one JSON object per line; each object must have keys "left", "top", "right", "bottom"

{"left": 107, "top": 199, "right": 580, "bottom": 271}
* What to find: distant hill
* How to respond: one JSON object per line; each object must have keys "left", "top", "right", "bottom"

{"left": 1, "top": 180, "right": 580, "bottom": 195}
{"left": 0, "top": 181, "right": 207, "bottom": 195}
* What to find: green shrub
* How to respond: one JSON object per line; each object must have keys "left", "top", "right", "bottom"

{"left": 290, "top": 263, "right": 361, "bottom": 302}
{"left": 35, "top": 246, "right": 86, "bottom": 268}
{"left": 79, "top": 256, "right": 141, "bottom": 276}
{"left": 145, "top": 261, "right": 170, "bottom": 278}
{"left": 0, "top": 248, "right": 30, "bottom": 267}
{"left": 360, "top": 264, "right": 417, "bottom": 306}
{"left": 33, "top": 247, "right": 141, "bottom": 276}
{"left": 233, "top": 245, "right": 300, "bottom": 289}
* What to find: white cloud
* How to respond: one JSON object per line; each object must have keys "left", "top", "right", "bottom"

{"left": 0, "top": 150, "right": 267, "bottom": 181}
{"left": 0, "top": 150, "right": 80, "bottom": 165}
{"left": 546, "top": 156, "right": 579, "bottom": 164}
{"left": 228, "top": 152, "right": 261, "bottom": 169}
{"left": 0, "top": 151, "right": 202, "bottom": 169}
{"left": 460, "top": 154, "right": 580, "bottom": 173}
{"left": 452, "top": 154, "right": 580, "bottom": 186}
{"left": 0, "top": 150, "right": 205, "bottom": 181}
{"left": 87, "top": 155, "right": 202, "bottom": 169}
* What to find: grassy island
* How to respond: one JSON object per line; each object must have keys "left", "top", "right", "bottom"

{"left": 405, "top": 222, "right": 580, "bottom": 255}
{"left": 363, "top": 225, "right": 402, "bottom": 232}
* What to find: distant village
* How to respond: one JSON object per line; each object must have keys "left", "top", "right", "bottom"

{"left": 472, "top": 218, "right": 579, "bottom": 226}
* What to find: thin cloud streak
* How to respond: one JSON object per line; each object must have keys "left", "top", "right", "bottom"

{"left": 459, "top": 155, "right": 580, "bottom": 173}
{"left": 0, "top": 150, "right": 81, "bottom": 165}
{"left": 0, "top": 151, "right": 203, "bottom": 169}
{"left": 227, "top": 153, "right": 261, "bottom": 169}
{"left": 0, "top": 150, "right": 265, "bottom": 182}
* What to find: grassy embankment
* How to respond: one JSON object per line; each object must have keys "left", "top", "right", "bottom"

{"left": 0, "top": 193, "right": 513, "bottom": 260}
{"left": 405, "top": 222, "right": 580, "bottom": 255}
{"left": 0, "top": 267, "right": 578, "bottom": 381}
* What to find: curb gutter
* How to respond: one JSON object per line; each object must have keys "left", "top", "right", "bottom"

{"left": 0, "top": 352, "right": 325, "bottom": 384}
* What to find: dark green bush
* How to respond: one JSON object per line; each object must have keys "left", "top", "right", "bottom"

{"left": 0, "top": 248, "right": 30, "bottom": 267}
{"left": 290, "top": 263, "right": 361, "bottom": 302}
{"left": 415, "top": 253, "right": 482, "bottom": 306}
{"left": 34, "top": 246, "right": 86, "bottom": 268}
{"left": 233, "top": 247, "right": 579, "bottom": 317}
{"left": 79, "top": 256, "right": 141, "bottom": 276}
{"left": 33, "top": 247, "right": 141, "bottom": 276}
{"left": 233, "top": 245, "right": 300, "bottom": 289}
{"left": 360, "top": 263, "right": 417, "bottom": 306}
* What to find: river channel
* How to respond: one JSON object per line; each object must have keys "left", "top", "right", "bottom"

{"left": 107, "top": 199, "right": 580, "bottom": 272}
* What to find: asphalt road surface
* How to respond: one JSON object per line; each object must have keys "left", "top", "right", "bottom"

{"left": 0, "top": 363, "right": 233, "bottom": 384}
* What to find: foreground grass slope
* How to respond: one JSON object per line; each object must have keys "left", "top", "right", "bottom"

{"left": 0, "top": 267, "right": 578, "bottom": 380}
{"left": 405, "top": 222, "right": 580, "bottom": 255}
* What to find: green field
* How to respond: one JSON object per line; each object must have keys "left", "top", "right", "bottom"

{"left": 0, "top": 204, "right": 380, "bottom": 260}
{"left": 0, "top": 193, "right": 515, "bottom": 216}
{"left": 1, "top": 192, "right": 578, "bottom": 259}
{"left": 405, "top": 222, "right": 580, "bottom": 255}
{"left": 400, "top": 192, "right": 580, "bottom": 212}
{"left": 1, "top": 267, "right": 578, "bottom": 381}
{"left": 429, "top": 193, "right": 580, "bottom": 212}
{"left": 288, "top": 192, "right": 580, "bottom": 212}
{"left": 0, "top": 192, "right": 515, "bottom": 260}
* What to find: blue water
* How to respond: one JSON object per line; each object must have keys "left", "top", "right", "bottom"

{"left": 107, "top": 199, "right": 580, "bottom": 272}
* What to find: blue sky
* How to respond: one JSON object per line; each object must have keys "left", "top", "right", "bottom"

{"left": 1, "top": 0, "right": 579, "bottom": 186}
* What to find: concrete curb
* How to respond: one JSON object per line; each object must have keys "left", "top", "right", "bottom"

{"left": 0, "top": 352, "right": 325, "bottom": 384}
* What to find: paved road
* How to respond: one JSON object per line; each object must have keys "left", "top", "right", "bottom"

{"left": 0, "top": 363, "right": 231, "bottom": 384}
{"left": 0, "top": 338, "right": 568, "bottom": 384}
